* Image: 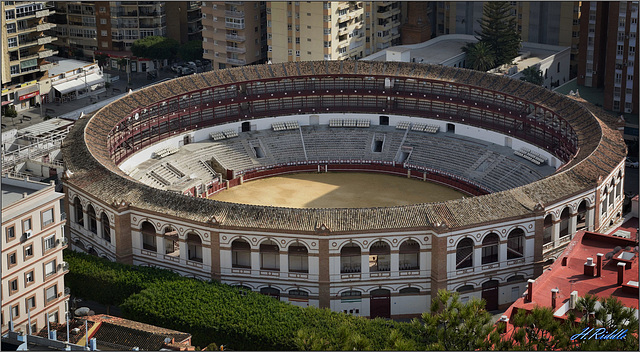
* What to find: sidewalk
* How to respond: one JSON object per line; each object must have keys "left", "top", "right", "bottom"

{"left": 1, "top": 66, "right": 177, "bottom": 131}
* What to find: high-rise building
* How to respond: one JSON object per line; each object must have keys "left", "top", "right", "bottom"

{"left": 52, "top": 1, "right": 167, "bottom": 57}
{"left": 2, "top": 175, "right": 68, "bottom": 335}
{"left": 1, "top": 1, "right": 57, "bottom": 112}
{"left": 267, "top": 1, "right": 402, "bottom": 63}
{"left": 432, "top": 2, "right": 582, "bottom": 76}
{"left": 577, "top": 1, "right": 638, "bottom": 114}
{"left": 201, "top": 1, "right": 267, "bottom": 69}
{"left": 165, "top": 1, "right": 203, "bottom": 44}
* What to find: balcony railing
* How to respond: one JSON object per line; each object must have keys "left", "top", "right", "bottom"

{"left": 38, "top": 36, "right": 57, "bottom": 45}
{"left": 226, "top": 34, "right": 245, "bottom": 42}
{"left": 37, "top": 23, "right": 56, "bottom": 31}
{"left": 36, "top": 9, "right": 54, "bottom": 17}
{"left": 225, "top": 10, "right": 244, "bottom": 18}
{"left": 226, "top": 46, "right": 246, "bottom": 53}
{"left": 226, "top": 57, "right": 246, "bottom": 65}
{"left": 225, "top": 22, "right": 245, "bottom": 29}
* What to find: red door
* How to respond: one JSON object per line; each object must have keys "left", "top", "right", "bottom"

{"left": 482, "top": 280, "right": 499, "bottom": 311}
{"left": 370, "top": 289, "right": 391, "bottom": 319}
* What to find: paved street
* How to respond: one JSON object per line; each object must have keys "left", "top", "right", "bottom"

{"left": 1, "top": 65, "right": 179, "bottom": 131}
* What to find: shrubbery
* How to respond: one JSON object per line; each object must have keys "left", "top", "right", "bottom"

{"left": 65, "top": 250, "right": 423, "bottom": 350}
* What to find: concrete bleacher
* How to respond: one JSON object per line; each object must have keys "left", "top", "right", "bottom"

{"left": 127, "top": 124, "right": 556, "bottom": 194}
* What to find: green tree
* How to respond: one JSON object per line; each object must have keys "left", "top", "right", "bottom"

{"left": 131, "top": 35, "right": 179, "bottom": 61}
{"left": 463, "top": 41, "right": 497, "bottom": 71}
{"left": 179, "top": 40, "right": 204, "bottom": 62}
{"left": 418, "top": 290, "right": 493, "bottom": 350}
{"left": 476, "top": 2, "right": 521, "bottom": 66}
{"left": 95, "top": 53, "right": 109, "bottom": 68}
{"left": 520, "top": 65, "right": 544, "bottom": 85}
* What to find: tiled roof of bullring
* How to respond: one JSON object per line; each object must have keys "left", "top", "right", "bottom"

{"left": 62, "top": 61, "right": 626, "bottom": 233}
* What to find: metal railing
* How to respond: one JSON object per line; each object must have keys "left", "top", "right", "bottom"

{"left": 2, "top": 129, "right": 70, "bottom": 173}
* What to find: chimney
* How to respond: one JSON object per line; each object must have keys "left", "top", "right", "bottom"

{"left": 617, "top": 262, "right": 626, "bottom": 285}
{"left": 584, "top": 257, "right": 595, "bottom": 277}
{"left": 526, "top": 279, "right": 535, "bottom": 302}
{"left": 497, "top": 315, "right": 509, "bottom": 333}
{"left": 596, "top": 253, "right": 603, "bottom": 277}
{"left": 569, "top": 290, "right": 578, "bottom": 309}
{"left": 551, "top": 288, "right": 559, "bottom": 309}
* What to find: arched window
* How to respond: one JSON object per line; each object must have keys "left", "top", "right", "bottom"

{"left": 186, "top": 233, "right": 202, "bottom": 262}
{"left": 399, "top": 287, "right": 420, "bottom": 295}
{"left": 164, "top": 227, "right": 179, "bottom": 255}
{"left": 559, "top": 207, "right": 571, "bottom": 237}
{"left": 369, "top": 241, "right": 390, "bottom": 272}
{"left": 576, "top": 200, "right": 587, "bottom": 230}
{"left": 507, "top": 228, "right": 524, "bottom": 259}
{"left": 399, "top": 239, "right": 420, "bottom": 270}
{"left": 543, "top": 214, "right": 553, "bottom": 244}
{"left": 74, "top": 197, "right": 83, "bottom": 226}
{"left": 260, "top": 287, "right": 280, "bottom": 299}
{"left": 288, "top": 243, "right": 308, "bottom": 273}
{"left": 289, "top": 289, "right": 309, "bottom": 299}
{"left": 87, "top": 204, "right": 97, "bottom": 234}
{"left": 456, "top": 284, "right": 474, "bottom": 293}
{"left": 601, "top": 187, "right": 608, "bottom": 215}
{"left": 341, "top": 290, "right": 362, "bottom": 299}
{"left": 506, "top": 274, "right": 525, "bottom": 282}
{"left": 340, "top": 243, "right": 361, "bottom": 273}
{"left": 481, "top": 233, "right": 499, "bottom": 264}
{"left": 101, "top": 212, "right": 110, "bottom": 242}
{"left": 140, "top": 221, "right": 156, "bottom": 251}
{"left": 456, "top": 238, "right": 474, "bottom": 269}
{"left": 615, "top": 171, "right": 622, "bottom": 200}
{"left": 231, "top": 239, "right": 251, "bottom": 268}
{"left": 260, "top": 240, "right": 280, "bottom": 271}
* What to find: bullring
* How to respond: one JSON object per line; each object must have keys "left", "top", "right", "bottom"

{"left": 62, "top": 60, "right": 626, "bottom": 318}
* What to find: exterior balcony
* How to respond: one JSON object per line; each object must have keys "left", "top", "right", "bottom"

{"left": 225, "top": 10, "right": 244, "bottom": 18}
{"left": 227, "top": 57, "right": 246, "bottom": 65}
{"left": 138, "top": 11, "right": 160, "bottom": 18}
{"left": 225, "top": 22, "right": 245, "bottom": 30}
{"left": 39, "top": 49, "right": 59, "bottom": 58}
{"left": 226, "top": 34, "right": 246, "bottom": 42}
{"left": 37, "top": 22, "right": 56, "bottom": 31}
{"left": 337, "top": 3, "right": 349, "bottom": 10}
{"left": 38, "top": 36, "right": 57, "bottom": 45}
{"left": 36, "top": 9, "right": 54, "bottom": 18}
{"left": 226, "top": 46, "right": 246, "bottom": 53}
{"left": 338, "top": 26, "right": 349, "bottom": 35}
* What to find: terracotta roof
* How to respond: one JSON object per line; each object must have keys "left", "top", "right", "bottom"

{"left": 85, "top": 314, "right": 192, "bottom": 351}
{"left": 34, "top": 319, "right": 96, "bottom": 345}
{"left": 62, "top": 61, "right": 627, "bottom": 233}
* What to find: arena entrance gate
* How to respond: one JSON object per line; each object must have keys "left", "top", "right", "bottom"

{"left": 482, "top": 280, "right": 499, "bottom": 311}
{"left": 379, "top": 115, "right": 389, "bottom": 125}
{"left": 242, "top": 121, "right": 251, "bottom": 132}
{"left": 370, "top": 288, "right": 391, "bottom": 318}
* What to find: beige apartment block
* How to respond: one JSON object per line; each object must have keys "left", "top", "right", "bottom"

{"left": 1, "top": 1, "right": 57, "bottom": 112}
{"left": 267, "top": 1, "right": 401, "bottom": 63}
{"left": 202, "top": 1, "right": 266, "bottom": 69}
{"left": 1, "top": 175, "right": 68, "bottom": 336}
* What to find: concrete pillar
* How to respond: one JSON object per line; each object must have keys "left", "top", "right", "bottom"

{"left": 390, "top": 252, "right": 399, "bottom": 275}
{"left": 473, "top": 246, "right": 482, "bottom": 268}
{"left": 156, "top": 235, "right": 165, "bottom": 256}
{"left": 499, "top": 242, "right": 507, "bottom": 263}
{"left": 202, "top": 244, "right": 211, "bottom": 267}
{"left": 179, "top": 238, "right": 188, "bottom": 262}
{"left": 586, "top": 206, "right": 595, "bottom": 231}
{"left": 361, "top": 250, "right": 369, "bottom": 274}
{"left": 279, "top": 251, "right": 288, "bottom": 278}
{"left": 569, "top": 213, "right": 577, "bottom": 237}
{"left": 83, "top": 211, "right": 89, "bottom": 231}
{"left": 251, "top": 250, "right": 260, "bottom": 272}
{"left": 552, "top": 221, "right": 560, "bottom": 245}
{"left": 96, "top": 219, "right": 103, "bottom": 239}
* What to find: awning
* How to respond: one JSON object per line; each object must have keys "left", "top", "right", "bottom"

{"left": 52, "top": 73, "right": 104, "bottom": 95}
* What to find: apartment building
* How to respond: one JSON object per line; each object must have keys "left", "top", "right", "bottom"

{"left": 267, "top": 1, "right": 401, "bottom": 63}
{"left": 202, "top": 1, "right": 266, "bottom": 69}
{"left": 52, "top": 1, "right": 167, "bottom": 57}
{"left": 1, "top": 175, "right": 68, "bottom": 336}
{"left": 577, "top": 1, "right": 638, "bottom": 114}
{"left": 432, "top": 2, "right": 581, "bottom": 76}
{"left": 1, "top": 1, "right": 57, "bottom": 113}
{"left": 166, "top": 1, "right": 203, "bottom": 44}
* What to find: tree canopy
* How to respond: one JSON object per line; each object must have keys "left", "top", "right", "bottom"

{"left": 463, "top": 41, "right": 497, "bottom": 71}
{"left": 178, "top": 40, "right": 203, "bottom": 62}
{"left": 520, "top": 65, "right": 544, "bottom": 85}
{"left": 476, "top": 1, "right": 521, "bottom": 66}
{"left": 131, "top": 35, "right": 179, "bottom": 61}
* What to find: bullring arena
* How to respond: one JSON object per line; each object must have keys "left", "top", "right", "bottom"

{"left": 62, "top": 60, "right": 626, "bottom": 318}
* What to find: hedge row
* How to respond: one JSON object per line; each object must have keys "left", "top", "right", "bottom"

{"left": 65, "top": 251, "right": 424, "bottom": 350}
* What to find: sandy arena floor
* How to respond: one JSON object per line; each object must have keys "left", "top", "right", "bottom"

{"left": 209, "top": 172, "right": 466, "bottom": 208}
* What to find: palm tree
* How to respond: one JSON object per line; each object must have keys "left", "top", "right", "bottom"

{"left": 463, "top": 42, "right": 497, "bottom": 72}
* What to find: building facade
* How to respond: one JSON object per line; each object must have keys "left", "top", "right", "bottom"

{"left": 577, "top": 1, "right": 638, "bottom": 114}
{"left": 202, "top": 1, "right": 267, "bottom": 69}
{"left": 165, "top": 1, "right": 203, "bottom": 44}
{"left": 1, "top": 175, "right": 68, "bottom": 336}
{"left": 267, "top": 1, "right": 401, "bottom": 63}
{"left": 1, "top": 1, "right": 57, "bottom": 113}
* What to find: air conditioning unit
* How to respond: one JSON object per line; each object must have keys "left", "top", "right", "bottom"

{"left": 24, "top": 230, "right": 33, "bottom": 239}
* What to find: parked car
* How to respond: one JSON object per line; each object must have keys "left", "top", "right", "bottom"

{"left": 170, "top": 63, "right": 182, "bottom": 73}
{"left": 195, "top": 60, "right": 203, "bottom": 67}
{"left": 179, "top": 67, "right": 195, "bottom": 76}
{"left": 625, "top": 157, "right": 638, "bottom": 168}
{"left": 186, "top": 61, "right": 197, "bottom": 69}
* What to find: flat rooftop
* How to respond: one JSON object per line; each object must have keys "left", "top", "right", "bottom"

{"left": 48, "top": 57, "right": 96, "bottom": 77}
{"left": 1, "top": 176, "right": 50, "bottom": 208}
